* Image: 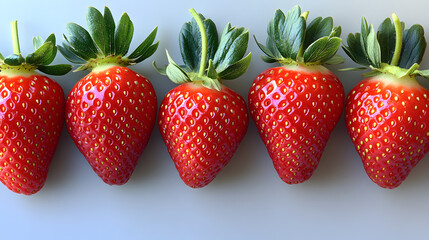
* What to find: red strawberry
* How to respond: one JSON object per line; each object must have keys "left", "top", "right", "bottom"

{"left": 158, "top": 83, "right": 248, "bottom": 187}
{"left": 0, "top": 21, "right": 71, "bottom": 195}
{"left": 59, "top": 7, "right": 159, "bottom": 185}
{"left": 249, "top": 66, "right": 344, "bottom": 183}
{"left": 65, "top": 66, "right": 157, "bottom": 185}
{"left": 343, "top": 14, "right": 429, "bottom": 188}
{"left": 154, "top": 9, "right": 251, "bottom": 187}
{"left": 249, "top": 6, "right": 345, "bottom": 184}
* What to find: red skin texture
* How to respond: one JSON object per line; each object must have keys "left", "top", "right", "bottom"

{"left": 66, "top": 66, "right": 157, "bottom": 185}
{"left": 248, "top": 66, "right": 344, "bottom": 184}
{"left": 346, "top": 76, "right": 429, "bottom": 188}
{"left": 158, "top": 82, "right": 248, "bottom": 188}
{"left": 0, "top": 74, "right": 64, "bottom": 195}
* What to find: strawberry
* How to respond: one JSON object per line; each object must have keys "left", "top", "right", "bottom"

{"left": 248, "top": 6, "right": 345, "bottom": 184}
{"left": 0, "top": 21, "right": 71, "bottom": 195}
{"left": 59, "top": 7, "right": 159, "bottom": 185}
{"left": 343, "top": 14, "right": 429, "bottom": 188}
{"left": 154, "top": 9, "right": 250, "bottom": 188}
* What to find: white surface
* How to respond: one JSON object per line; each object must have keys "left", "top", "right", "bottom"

{"left": 1, "top": 0, "right": 429, "bottom": 239}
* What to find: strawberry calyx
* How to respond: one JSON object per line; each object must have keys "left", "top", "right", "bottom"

{"left": 153, "top": 8, "right": 251, "bottom": 91}
{"left": 342, "top": 13, "right": 429, "bottom": 80}
{"left": 279, "top": 63, "right": 331, "bottom": 75}
{"left": 0, "top": 20, "right": 71, "bottom": 76}
{"left": 255, "top": 5, "right": 343, "bottom": 67}
{"left": 59, "top": 6, "right": 159, "bottom": 72}
{"left": 84, "top": 55, "right": 133, "bottom": 73}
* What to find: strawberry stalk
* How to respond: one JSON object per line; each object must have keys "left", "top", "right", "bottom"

{"left": 189, "top": 8, "right": 208, "bottom": 78}
{"left": 6, "top": 20, "right": 26, "bottom": 68}
{"left": 11, "top": 21, "right": 21, "bottom": 56}
{"left": 391, "top": 14, "right": 402, "bottom": 66}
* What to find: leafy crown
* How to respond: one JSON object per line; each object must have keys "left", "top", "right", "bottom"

{"left": 59, "top": 6, "right": 159, "bottom": 71}
{"left": 255, "top": 5, "right": 344, "bottom": 66}
{"left": 0, "top": 21, "right": 71, "bottom": 76}
{"left": 153, "top": 8, "right": 251, "bottom": 91}
{"left": 342, "top": 13, "right": 429, "bottom": 78}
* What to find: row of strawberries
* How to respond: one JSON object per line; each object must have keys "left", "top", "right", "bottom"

{"left": 0, "top": 5, "right": 427, "bottom": 195}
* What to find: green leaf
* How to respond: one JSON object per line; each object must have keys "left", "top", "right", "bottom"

{"left": 26, "top": 42, "right": 56, "bottom": 65}
{"left": 104, "top": 7, "right": 115, "bottom": 55}
{"left": 416, "top": 69, "right": 429, "bottom": 79}
{"left": 204, "top": 19, "right": 219, "bottom": 63}
{"left": 165, "top": 50, "right": 190, "bottom": 84}
{"left": 180, "top": 20, "right": 199, "bottom": 71}
{"left": 201, "top": 78, "right": 221, "bottom": 91}
{"left": 343, "top": 33, "right": 370, "bottom": 66}
{"left": 260, "top": 55, "right": 278, "bottom": 63}
{"left": 37, "top": 64, "right": 72, "bottom": 75}
{"left": 33, "top": 36, "right": 44, "bottom": 50}
{"left": 58, "top": 43, "right": 87, "bottom": 64}
{"left": 266, "top": 30, "right": 282, "bottom": 59}
{"left": 330, "top": 26, "right": 342, "bottom": 38}
{"left": 207, "top": 59, "right": 217, "bottom": 79}
{"left": 339, "top": 67, "right": 368, "bottom": 71}
{"left": 0, "top": 52, "right": 4, "bottom": 60}
{"left": 366, "top": 24, "right": 381, "bottom": 68}
{"left": 398, "top": 24, "right": 426, "bottom": 68}
{"left": 399, "top": 62, "right": 420, "bottom": 78}
{"left": 4, "top": 54, "right": 25, "bottom": 66}
{"left": 134, "top": 41, "right": 159, "bottom": 63}
{"left": 218, "top": 53, "right": 251, "bottom": 80}
{"left": 324, "top": 54, "right": 344, "bottom": 65}
{"left": 87, "top": 6, "right": 108, "bottom": 56}
{"left": 114, "top": 13, "right": 134, "bottom": 56}
{"left": 213, "top": 24, "right": 249, "bottom": 73}
{"left": 303, "top": 36, "right": 341, "bottom": 63}
{"left": 254, "top": 35, "right": 276, "bottom": 60}
{"left": 65, "top": 23, "right": 98, "bottom": 60}
{"left": 129, "top": 26, "right": 158, "bottom": 59}
{"left": 269, "top": 7, "right": 305, "bottom": 59}
{"left": 360, "top": 17, "right": 369, "bottom": 52}
{"left": 166, "top": 63, "right": 190, "bottom": 84}
{"left": 36, "top": 34, "right": 58, "bottom": 65}
{"left": 362, "top": 70, "right": 380, "bottom": 77}
{"left": 377, "top": 18, "right": 395, "bottom": 64}
{"left": 179, "top": 14, "right": 218, "bottom": 72}
{"left": 303, "top": 16, "right": 333, "bottom": 49}
{"left": 45, "top": 33, "right": 56, "bottom": 44}
{"left": 74, "top": 64, "right": 90, "bottom": 72}
{"left": 152, "top": 61, "right": 167, "bottom": 75}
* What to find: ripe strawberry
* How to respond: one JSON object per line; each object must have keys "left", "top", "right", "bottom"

{"left": 343, "top": 14, "right": 429, "bottom": 188}
{"left": 158, "top": 83, "right": 248, "bottom": 187}
{"left": 249, "top": 6, "right": 345, "bottom": 184}
{"left": 154, "top": 9, "right": 251, "bottom": 188}
{"left": 59, "top": 7, "right": 159, "bottom": 185}
{"left": 0, "top": 21, "right": 71, "bottom": 195}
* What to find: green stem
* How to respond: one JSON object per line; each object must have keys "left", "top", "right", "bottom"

{"left": 10, "top": 20, "right": 21, "bottom": 56}
{"left": 296, "top": 11, "right": 309, "bottom": 60}
{"left": 391, "top": 13, "right": 402, "bottom": 66}
{"left": 189, "top": 8, "right": 207, "bottom": 77}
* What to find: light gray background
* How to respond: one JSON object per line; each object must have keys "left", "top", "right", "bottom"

{"left": 1, "top": 0, "right": 429, "bottom": 239}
